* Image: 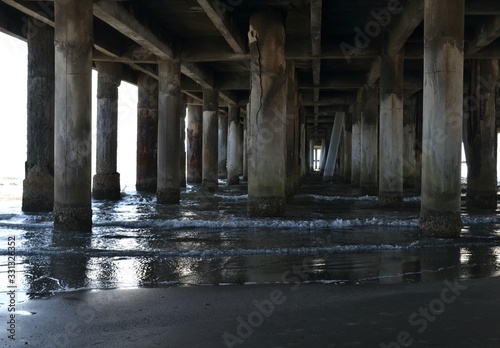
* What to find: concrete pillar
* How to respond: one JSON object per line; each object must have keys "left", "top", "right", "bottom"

{"left": 93, "top": 62, "right": 121, "bottom": 200}
{"left": 242, "top": 105, "right": 248, "bottom": 181}
{"left": 53, "top": 0, "right": 93, "bottom": 231}
{"left": 351, "top": 91, "right": 362, "bottom": 187}
{"left": 186, "top": 104, "right": 203, "bottom": 184}
{"left": 464, "top": 60, "right": 498, "bottom": 208}
{"left": 238, "top": 115, "right": 244, "bottom": 176}
{"left": 300, "top": 123, "right": 307, "bottom": 179}
{"left": 218, "top": 112, "right": 228, "bottom": 179}
{"left": 22, "top": 19, "right": 54, "bottom": 212}
{"left": 343, "top": 114, "right": 352, "bottom": 183}
{"left": 420, "top": 0, "right": 464, "bottom": 237}
{"left": 403, "top": 95, "right": 417, "bottom": 188}
{"left": 379, "top": 52, "right": 404, "bottom": 207}
{"left": 286, "top": 61, "right": 298, "bottom": 202}
{"left": 136, "top": 74, "right": 158, "bottom": 192}
{"left": 179, "top": 100, "right": 187, "bottom": 187}
{"left": 318, "top": 138, "right": 327, "bottom": 172}
{"left": 360, "top": 85, "right": 379, "bottom": 195}
{"left": 323, "top": 112, "right": 345, "bottom": 181}
{"left": 309, "top": 139, "right": 315, "bottom": 171}
{"left": 227, "top": 104, "right": 241, "bottom": 185}
{"left": 248, "top": 9, "right": 287, "bottom": 217}
{"left": 202, "top": 88, "right": 219, "bottom": 192}
{"left": 157, "top": 59, "right": 181, "bottom": 204}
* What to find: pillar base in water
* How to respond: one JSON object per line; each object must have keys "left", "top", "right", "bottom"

{"left": 467, "top": 191, "right": 497, "bottom": 209}
{"left": 157, "top": 188, "right": 180, "bottom": 204}
{"left": 54, "top": 203, "right": 92, "bottom": 232}
{"left": 227, "top": 176, "right": 240, "bottom": 185}
{"left": 323, "top": 175, "right": 334, "bottom": 182}
{"left": 248, "top": 197, "right": 285, "bottom": 217}
{"left": 22, "top": 171, "right": 54, "bottom": 212}
{"left": 379, "top": 192, "right": 403, "bottom": 208}
{"left": 136, "top": 179, "right": 157, "bottom": 193}
{"left": 420, "top": 210, "right": 461, "bottom": 238}
{"left": 93, "top": 173, "right": 121, "bottom": 200}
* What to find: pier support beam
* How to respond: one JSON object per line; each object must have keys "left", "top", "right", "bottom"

{"left": 343, "top": 114, "right": 352, "bottom": 183}
{"left": 379, "top": 52, "right": 404, "bottom": 207}
{"left": 136, "top": 74, "right": 158, "bottom": 192}
{"left": 202, "top": 88, "right": 219, "bottom": 193}
{"left": 53, "top": 0, "right": 93, "bottom": 231}
{"left": 186, "top": 104, "right": 203, "bottom": 184}
{"left": 227, "top": 105, "right": 241, "bottom": 185}
{"left": 464, "top": 60, "right": 498, "bottom": 209}
{"left": 157, "top": 59, "right": 181, "bottom": 204}
{"left": 323, "top": 113, "right": 345, "bottom": 182}
{"left": 360, "top": 85, "right": 379, "bottom": 195}
{"left": 22, "top": 19, "right": 54, "bottom": 212}
{"left": 218, "top": 113, "right": 228, "bottom": 179}
{"left": 247, "top": 9, "right": 287, "bottom": 217}
{"left": 420, "top": 0, "right": 464, "bottom": 237}
{"left": 351, "top": 92, "right": 361, "bottom": 187}
{"left": 93, "top": 62, "right": 121, "bottom": 200}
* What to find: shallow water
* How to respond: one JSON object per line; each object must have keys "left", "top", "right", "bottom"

{"left": 1, "top": 174, "right": 500, "bottom": 306}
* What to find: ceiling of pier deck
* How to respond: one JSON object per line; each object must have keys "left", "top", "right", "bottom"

{"left": 2, "top": 0, "right": 500, "bottom": 121}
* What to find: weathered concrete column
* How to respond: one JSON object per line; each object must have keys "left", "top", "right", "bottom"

{"left": 22, "top": 19, "right": 54, "bottom": 212}
{"left": 157, "top": 59, "right": 181, "bottom": 204}
{"left": 351, "top": 91, "right": 362, "bottom": 187}
{"left": 186, "top": 104, "right": 203, "bottom": 184}
{"left": 179, "top": 100, "right": 187, "bottom": 187}
{"left": 360, "top": 85, "right": 379, "bottom": 195}
{"left": 343, "top": 114, "right": 352, "bottom": 183}
{"left": 318, "top": 138, "right": 327, "bottom": 172}
{"left": 464, "top": 60, "right": 498, "bottom": 208}
{"left": 403, "top": 95, "right": 417, "bottom": 188}
{"left": 300, "top": 123, "right": 307, "bottom": 179}
{"left": 242, "top": 104, "right": 248, "bottom": 181}
{"left": 202, "top": 88, "right": 219, "bottom": 192}
{"left": 93, "top": 62, "right": 121, "bottom": 200}
{"left": 309, "top": 139, "right": 315, "bottom": 171}
{"left": 218, "top": 112, "right": 228, "bottom": 179}
{"left": 420, "top": 0, "right": 464, "bottom": 237}
{"left": 227, "top": 104, "right": 241, "bottom": 185}
{"left": 286, "top": 61, "right": 298, "bottom": 202}
{"left": 248, "top": 9, "right": 287, "bottom": 217}
{"left": 54, "top": 0, "right": 93, "bottom": 231}
{"left": 324, "top": 113, "right": 345, "bottom": 181}
{"left": 379, "top": 52, "right": 404, "bottom": 207}
{"left": 136, "top": 74, "right": 158, "bottom": 192}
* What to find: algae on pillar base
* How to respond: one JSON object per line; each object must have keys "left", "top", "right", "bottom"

{"left": 247, "top": 8, "right": 287, "bottom": 217}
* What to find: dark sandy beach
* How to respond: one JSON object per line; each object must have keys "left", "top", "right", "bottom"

{"left": 2, "top": 276, "right": 500, "bottom": 348}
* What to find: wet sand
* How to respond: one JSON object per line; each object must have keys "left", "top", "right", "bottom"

{"left": 2, "top": 276, "right": 500, "bottom": 347}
